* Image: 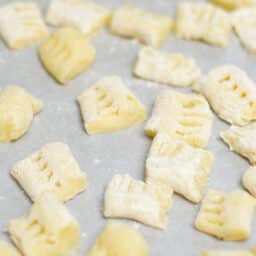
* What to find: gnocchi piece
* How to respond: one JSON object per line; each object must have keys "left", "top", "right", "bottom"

{"left": 195, "top": 190, "right": 256, "bottom": 240}
{"left": 210, "top": 0, "right": 256, "bottom": 10}
{"left": 243, "top": 166, "right": 256, "bottom": 198}
{"left": 39, "top": 27, "right": 96, "bottom": 84}
{"left": 104, "top": 174, "right": 172, "bottom": 229}
{"left": 11, "top": 142, "right": 87, "bottom": 202}
{"left": 145, "top": 90, "right": 213, "bottom": 148}
{"left": 0, "top": 2, "right": 48, "bottom": 49}
{"left": 195, "top": 65, "right": 256, "bottom": 126}
{"left": 8, "top": 193, "right": 80, "bottom": 256}
{"left": 200, "top": 250, "right": 255, "bottom": 256}
{"left": 221, "top": 123, "right": 256, "bottom": 165}
{"left": 0, "top": 86, "right": 43, "bottom": 142}
{"left": 133, "top": 47, "right": 201, "bottom": 87}
{"left": 77, "top": 76, "right": 146, "bottom": 134}
{"left": 46, "top": 0, "right": 111, "bottom": 36}
{"left": 175, "top": 3, "right": 231, "bottom": 47}
{"left": 0, "top": 241, "right": 21, "bottom": 256}
{"left": 88, "top": 222, "right": 149, "bottom": 256}
{"left": 232, "top": 8, "right": 256, "bottom": 53}
{"left": 109, "top": 4, "right": 173, "bottom": 47}
{"left": 146, "top": 133, "right": 214, "bottom": 203}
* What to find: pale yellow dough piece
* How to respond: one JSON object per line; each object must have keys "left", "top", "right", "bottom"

{"left": 46, "top": 0, "right": 111, "bottom": 36}
{"left": 77, "top": 76, "right": 146, "bottom": 134}
{"left": 195, "top": 65, "right": 256, "bottom": 126}
{"left": 133, "top": 47, "right": 201, "bottom": 87}
{"left": 221, "top": 123, "right": 256, "bottom": 165}
{"left": 0, "top": 86, "right": 43, "bottom": 142}
{"left": 0, "top": 2, "right": 48, "bottom": 49}
{"left": 11, "top": 142, "right": 87, "bottom": 202}
{"left": 110, "top": 4, "right": 173, "bottom": 47}
{"left": 88, "top": 222, "right": 149, "bottom": 256}
{"left": 145, "top": 90, "right": 213, "bottom": 148}
{"left": 175, "top": 3, "right": 231, "bottom": 47}
{"left": 146, "top": 133, "right": 214, "bottom": 203}
{"left": 210, "top": 0, "right": 256, "bottom": 10}
{"left": 232, "top": 8, "right": 256, "bottom": 53}
{"left": 200, "top": 250, "right": 255, "bottom": 256}
{"left": 0, "top": 241, "right": 21, "bottom": 256}
{"left": 104, "top": 174, "right": 172, "bottom": 229}
{"left": 8, "top": 193, "right": 80, "bottom": 256}
{"left": 243, "top": 166, "right": 256, "bottom": 198}
{"left": 39, "top": 27, "right": 96, "bottom": 84}
{"left": 195, "top": 190, "right": 256, "bottom": 240}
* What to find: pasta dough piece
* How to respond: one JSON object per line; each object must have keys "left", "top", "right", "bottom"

{"left": 232, "top": 8, "right": 256, "bottom": 53}
{"left": 88, "top": 222, "right": 149, "bottom": 256}
{"left": 200, "top": 250, "right": 254, "bottom": 256}
{"left": 11, "top": 142, "right": 87, "bottom": 202}
{"left": 195, "top": 190, "right": 256, "bottom": 240}
{"left": 243, "top": 166, "right": 256, "bottom": 198}
{"left": 110, "top": 4, "right": 173, "bottom": 47}
{"left": 0, "top": 86, "right": 43, "bottom": 142}
{"left": 0, "top": 241, "right": 21, "bottom": 256}
{"left": 104, "top": 174, "right": 172, "bottom": 229}
{"left": 46, "top": 0, "right": 111, "bottom": 36}
{"left": 221, "top": 123, "right": 256, "bottom": 164}
{"left": 146, "top": 133, "right": 214, "bottom": 203}
{"left": 145, "top": 90, "right": 213, "bottom": 148}
{"left": 39, "top": 27, "right": 96, "bottom": 84}
{"left": 8, "top": 193, "right": 80, "bottom": 256}
{"left": 77, "top": 76, "right": 146, "bottom": 134}
{"left": 0, "top": 2, "right": 48, "bottom": 49}
{"left": 133, "top": 47, "right": 201, "bottom": 87}
{"left": 210, "top": 0, "right": 256, "bottom": 10}
{"left": 195, "top": 65, "right": 256, "bottom": 125}
{"left": 175, "top": 3, "right": 231, "bottom": 47}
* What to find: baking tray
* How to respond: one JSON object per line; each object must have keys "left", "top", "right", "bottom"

{"left": 0, "top": 0, "right": 256, "bottom": 255}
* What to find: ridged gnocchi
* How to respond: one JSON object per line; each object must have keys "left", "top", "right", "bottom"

{"left": 0, "top": 241, "right": 21, "bottom": 256}
{"left": 146, "top": 133, "right": 214, "bottom": 203}
{"left": 0, "top": 2, "right": 48, "bottom": 49}
{"left": 77, "top": 76, "right": 146, "bottom": 134}
{"left": 0, "top": 86, "right": 43, "bottom": 142}
{"left": 110, "top": 4, "right": 173, "bottom": 47}
{"left": 39, "top": 27, "right": 96, "bottom": 84}
{"left": 175, "top": 3, "right": 231, "bottom": 47}
{"left": 134, "top": 47, "right": 201, "bottom": 87}
{"left": 145, "top": 90, "right": 213, "bottom": 148}
{"left": 243, "top": 166, "right": 256, "bottom": 198}
{"left": 210, "top": 0, "right": 256, "bottom": 10}
{"left": 11, "top": 142, "right": 87, "bottom": 202}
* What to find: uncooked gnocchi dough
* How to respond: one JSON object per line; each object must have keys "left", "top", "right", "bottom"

{"left": 145, "top": 90, "right": 213, "bottom": 148}
{"left": 210, "top": 0, "right": 256, "bottom": 10}
{"left": 0, "top": 241, "right": 21, "bottom": 256}
{"left": 133, "top": 47, "right": 201, "bottom": 87}
{"left": 8, "top": 193, "right": 80, "bottom": 256}
{"left": 0, "top": 2, "right": 48, "bottom": 49}
{"left": 232, "top": 8, "right": 256, "bottom": 53}
{"left": 195, "top": 190, "right": 256, "bottom": 240}
{"left": 77, "top": 76, "right": 146, "bottom": 134}
{"left": 175, "top": 3, "right": 231, "bottom": 47}
{"left": 11, "top": 142, "right": 87, "bottom": 202}
{"left": 146, "top": 133, "right": 214, "bottom": 203}
{"left": 221, "top": 123, "right": 256, "bottom": 165}
{"left": 88, "top": 222, "right": 149, "bottom": 256}
{"left": 39, "top": 27, "right": 96, "bottom": 84}
{"left": 104, "top": 174, "right": 173, "bottom": 229}
{"left": 195, "top": 65, "right": 256, "bottom": 125}
{"left": 0, "top": 86, "right": 43, "bottom": 142}
{"left": 110, "top": 4, "right": 173, "bottom": 47}
{"left": 200, "top": 250, "right": 255, "bottom": 256}
{"left": 243, "top": 166, "right": 256, "bottom": 198}
{"left": 46, "top": 0, "right": 111, "bottom": 36}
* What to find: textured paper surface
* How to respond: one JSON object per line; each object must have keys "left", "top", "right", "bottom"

{"left": 0, "top": 0, "right": 256, "bottom": 255}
